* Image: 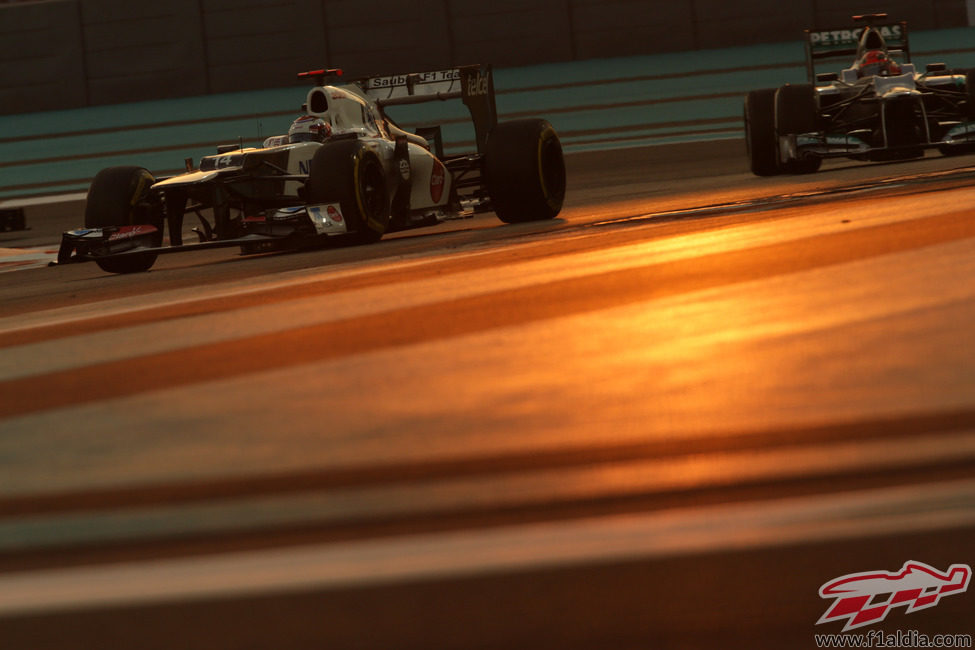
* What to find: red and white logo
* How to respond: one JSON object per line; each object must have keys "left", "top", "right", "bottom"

{"left": 107, "top": 225, "right": 157, "bottom": 242}
{"left": 817, "top": 561, "right": 971, "bottom": 631}
{"left": 429, "top": 159, "right": 445, "bottom": 203}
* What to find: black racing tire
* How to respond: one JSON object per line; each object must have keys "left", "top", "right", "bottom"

{"left": 782, "top": 157, "right": 823, "bottom": 174}
{"left": 306, "top": 139, "right": 389, "bottom": 244}
{"left": 966, "top": 69, "right": 975, "bottom": 121}
{"left": 744, "top": 89, "right": 780, "bottom": 176}
{"left": 943, "top": 69, "right": 975, "bottom": 155}
{"left": 84, "top": 166, "right": 161, "bottom": 273}
{"left": 775, "top": 83, "right": 819, "bottom": 135}
{"left": 485, "top": 118, "right": 566, "bottom": 224}
{"left": 939, "top": 143, "right": 975, "bottom": 156}
{"left": 775, "top": 84, "right": 822, "bottom": 175}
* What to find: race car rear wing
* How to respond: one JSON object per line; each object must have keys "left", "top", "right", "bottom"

{"left": 804, "top": 15, "right": 910, "bottom": 82}
{"left": 355, "top": 64, "right": 497, "bottom": 154}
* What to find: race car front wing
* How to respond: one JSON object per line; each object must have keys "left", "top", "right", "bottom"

{"left": 52, "top": 202, "right": 348, "bottom": 267}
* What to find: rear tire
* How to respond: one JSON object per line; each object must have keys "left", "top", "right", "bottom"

{"left": 965, "top": 69, "right": 975, "bottom": 120}
{"left": 485, "top": 118, "right": 566, "bottom": 223}
{"left": 84, "top": 166, "right": 160, "bottom": 273}
{"left": 941, "top": 69, "right": 975, "bottom": 156}
{"left": 744, "top": 89, "right": 780, "bottom": 176}
{"left": 306, "top": 139, "right": 389, "bottom": 244}
{"left": 939, "top": 143, "right": 975, "bottom": 156}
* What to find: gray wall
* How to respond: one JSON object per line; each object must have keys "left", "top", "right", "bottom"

{"left": 82, "top": 0, "right": 207, "bottom": 104}
{"left": 0, "top": 1, "right": 88, "bottom": 114}
{"left": 0, "top": 0, "right": 968, "bottom": 115}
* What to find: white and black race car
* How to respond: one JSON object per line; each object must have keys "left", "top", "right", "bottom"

{"left": 745, "top": 13, "right": 975, "bottom": 175}
{"left": 57, "top": 64, "right": 566, "bottom": 274}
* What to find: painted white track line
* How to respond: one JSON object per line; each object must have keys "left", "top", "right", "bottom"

{"left": 0, "top": 246, "right": 59, "bottom": 274}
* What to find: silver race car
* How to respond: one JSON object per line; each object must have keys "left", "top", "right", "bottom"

{"left": 745, "top": 14, "right": 975, "bottom": 175}
{"left": 57, "top": 64, "right": 566, "bottom": 273}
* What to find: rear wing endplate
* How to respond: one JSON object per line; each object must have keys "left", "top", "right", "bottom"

{"left": 355, "top": 64, "right": 497, "bottom": 154}
{"left": 804, "top": 19, "right": 909, "bottom": 81}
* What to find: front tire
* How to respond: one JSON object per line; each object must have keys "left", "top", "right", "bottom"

{"left": 485, "top": 118, "right": 566, "bottom": 224}
{"left": 744, "top": 89, "right": 780, "bottom": 176}
{"left": 774, "top": 83, "right": 823, "bottom": 174}
{"left": 306, "top": 139, "right": 389, "bottom": 244}
{"left": 775, "top": 83, "right": 820, "bottom": 135}
{"left": 84, "top": 166, "right": 161, "bottom": 273}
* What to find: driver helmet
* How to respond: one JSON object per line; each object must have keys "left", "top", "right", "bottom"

{"left": 856, "top": 49, "right": 901, "bottom": 77}
{"left": 288, "top": 115, "right": 331, "bottom": 143}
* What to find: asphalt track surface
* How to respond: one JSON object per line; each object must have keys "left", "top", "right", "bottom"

{"left": 1, "top": 140, "right": 974, "bottom": 648}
